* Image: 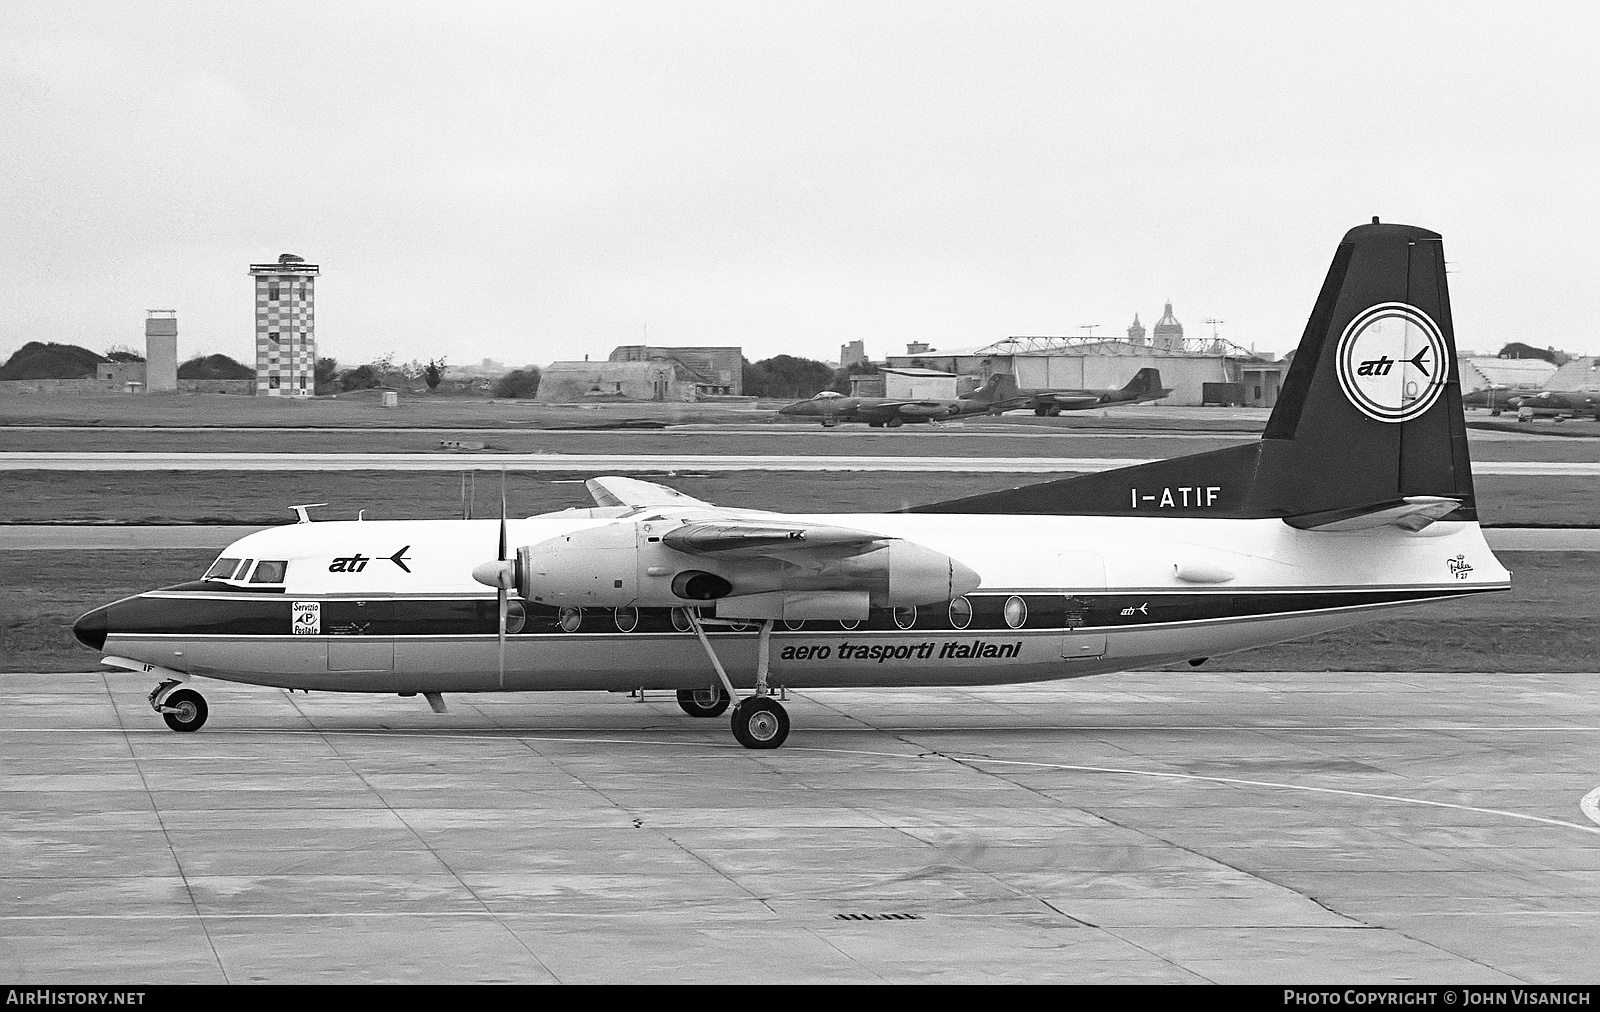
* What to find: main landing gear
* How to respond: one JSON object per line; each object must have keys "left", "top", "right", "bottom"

{"left": 676, "top": 684, "right": 731, "bottom": 718}
{"left": 150, "top": 680, "right": 208, "bottom": 732}
{"left": 684, "top": 613, "right": 791, "bottom": 749}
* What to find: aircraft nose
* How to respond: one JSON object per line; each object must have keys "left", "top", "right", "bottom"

{"left": 778, "top": 402, "right": 805, "bottom": 415}
{"left": 73, "top": 605, "right": 109, "bottom": 651}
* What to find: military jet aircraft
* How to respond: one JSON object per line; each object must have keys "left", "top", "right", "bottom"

{"left": 75, "top": 221, "right": 1509, "bottom": 750}
{"left": 777, "top": 372, "right": 1026, "bottom": 427}
{"left": 1017, "top": 367, "right": 1173, "bottom": 415}
{"left": 1504, "top": 389, "right": 1600, "bottom": 421}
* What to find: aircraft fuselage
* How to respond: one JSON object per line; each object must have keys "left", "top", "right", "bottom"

{"left": 77, "top": 512, "right": 1509, "bottom": 695}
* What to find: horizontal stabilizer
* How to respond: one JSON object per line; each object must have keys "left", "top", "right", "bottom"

{"left": 1285, "top": 496, "right": 1462, "bottom": 533}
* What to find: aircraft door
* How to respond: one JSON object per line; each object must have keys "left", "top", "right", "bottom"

{"left": 1058, "top": 552, "right": 1107, "bottom": 660}
{"left": 325, "top": 599, "right": 395, "bottom": 671}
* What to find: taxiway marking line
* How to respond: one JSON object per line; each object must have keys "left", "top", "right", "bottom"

{"left": 1581, "top": 786, "right": 1600, "bottom": 828}
{"left": 1, "top": 451, "right": 1596, "bottom": 475}
{"left": 8, "top": 725, "right": 1595, "bottom": 837}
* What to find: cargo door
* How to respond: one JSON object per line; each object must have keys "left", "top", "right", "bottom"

{"left": 1058, "top": 552, "right": 1107, "bottom": 660}
{"left": 325, "top": 599, "right": 395, "bottom": 671}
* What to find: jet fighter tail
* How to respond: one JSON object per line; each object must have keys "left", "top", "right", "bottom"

{"left": 914, "top": 221, "right": 1478, "bottom": 521}
{"left": 1122, "top": 368, "right": 1165, "bottom": 395}
{"left": 965, "top": 372, "right": 1022, "bottom": 406}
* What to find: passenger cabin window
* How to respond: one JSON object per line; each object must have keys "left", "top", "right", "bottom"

{"left": 250, "top": 560, "right": 289, "bottom": 584}
{"left": 204, "top": 557, "right": 243, "bottom": 580}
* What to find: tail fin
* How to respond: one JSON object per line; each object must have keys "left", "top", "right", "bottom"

{"left": 914, "top": 222, "right": 1477, "bottom": 520}
{"left": 1123, "top": 368, "right": 1163, "bottom": 394}
{"left": 969, "top": 372, "right": 1020, "bottom": 404}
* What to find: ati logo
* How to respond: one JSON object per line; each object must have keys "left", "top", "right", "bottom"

{"left": 1335, "top": 302, "right": 1449, "bottom": 423}
{"left": 1447, "top": 554, "right": 1473, "bottom": 580}
{"left": 329, "top": 547, "right": 413, "bottom": 574}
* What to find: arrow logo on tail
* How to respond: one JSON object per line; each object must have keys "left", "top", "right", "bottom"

{"left": 389, "top": 546, "right": 412, "bottom": 573}
{"left": 1408, "top": 348, "right": 1432, "bottom": 376}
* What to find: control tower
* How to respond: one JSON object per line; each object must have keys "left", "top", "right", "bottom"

{"left": 144, "top": 310, "right": 178, "bottom": 392}
{"left": 248, "top": 254, "right": 319, "bottom": 397}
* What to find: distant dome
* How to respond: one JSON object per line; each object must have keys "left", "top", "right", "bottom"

{"left": 1152, "top": 302, "right": 1183, "bottom": 349}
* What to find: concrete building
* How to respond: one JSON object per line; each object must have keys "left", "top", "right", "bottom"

{"left": 144, "top": 310, "right": 177, "bottom": 393}
{"left": 1546, "top": 356, "right": 1600, "bottom": 390}
{"left": 249, "top": 254, "right": 319, "bottom": 397}
{"left": 839, "top": 340, "right": 866, "bottom": 369}
{"left": 1458, "top": 356, "right": 1557, "bottom": 393}
{"left": 882, "top": 367, "right": 957, "bottom": 399}
{"left": 608, "top": 345, "right": 741, "bottom": 396}
{"left": 537, "top": 359, "right": 696, "bottom": 402}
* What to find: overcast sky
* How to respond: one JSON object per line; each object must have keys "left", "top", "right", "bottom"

{"left": 3, "top": 1, "right": 1596, "bottom": 371}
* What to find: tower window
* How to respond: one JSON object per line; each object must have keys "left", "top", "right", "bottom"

{"left": 268, "top": 332, "right": 280, "bottom": 344}
{"left": 269, "top": 375, "right": 281, "bottom": 389}
{"left": 268, "top": 283, "right": 280, "bottom": 301}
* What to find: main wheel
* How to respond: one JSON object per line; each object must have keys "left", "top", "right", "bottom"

{"left": 677, "top": 684, "right": 730, "bottom": 718}
{"left": 1034, "top": 406, "right": 1047, "bottom": 416}
{"left": 161, "top": 688, "right": 208, "bottom": 733}
{"left": 730, "top": 696, "right": 789, "bottom": 750}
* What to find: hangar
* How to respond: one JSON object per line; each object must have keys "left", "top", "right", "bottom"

{"left": 885, "top": 307, "right": 1288, "bottom": 407}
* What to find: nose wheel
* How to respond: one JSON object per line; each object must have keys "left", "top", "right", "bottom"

{"left": 152, "top": 683, "right": 208, "bottom": 732}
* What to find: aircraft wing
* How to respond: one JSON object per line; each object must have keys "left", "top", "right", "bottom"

{"left": 895, "top": 400, "right": 958, "bottom": 418}
{"left": 585, "top": 476, "right": 715, "bottom": 509}
{"left": 1043, "top": 393, "right": 1102, "bottom": 410}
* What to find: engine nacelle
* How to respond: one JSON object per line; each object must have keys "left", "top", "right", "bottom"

{"left": 514, "top": 520, "right": 980, "bottom": 612}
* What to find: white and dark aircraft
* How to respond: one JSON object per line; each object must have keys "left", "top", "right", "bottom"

{"left": 776, "top": 372, "right": 1026, "bottom": 427}
{"left": 75, "top": 221, "right": 1510, "bottom": 749}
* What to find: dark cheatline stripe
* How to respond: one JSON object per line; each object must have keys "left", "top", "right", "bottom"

{"left": 101, "top": 587, "right": 1501, "bottom": 640}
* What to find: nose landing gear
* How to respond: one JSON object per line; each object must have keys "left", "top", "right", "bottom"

{"left": 150, "top": 680, "right": 208, "bottom": 732}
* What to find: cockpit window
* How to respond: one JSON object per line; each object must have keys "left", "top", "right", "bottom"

{"left": 249, "top": 560, "right": 289, "bottom": 584}
{"left": 204, "top": 558, "right": 243, "bottom": 580}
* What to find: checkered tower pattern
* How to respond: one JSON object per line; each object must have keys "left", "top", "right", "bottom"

{"left": 249, "top": 262, "right": 319, "bottom": 396}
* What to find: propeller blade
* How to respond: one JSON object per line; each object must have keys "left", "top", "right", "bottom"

{"left": 498, "top": 469, "right": 508, "bottom": 689}
{"left": 497, "top": 586, "right": 507, "bottom": 691}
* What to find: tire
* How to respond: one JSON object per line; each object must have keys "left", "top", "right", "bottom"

{"left": 676, "top": 685, "right": 730, "bottom": 718}
{"left": 730, "top": 696, "right": 789, "bottom": 750}
{"left": 161, "top": 688, "right": 208, "bottom": 733}
{"left": 1034, "top": 406, "right": 1047, "bottom": 416}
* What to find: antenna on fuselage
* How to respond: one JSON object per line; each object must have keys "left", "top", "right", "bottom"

{"left": 288, "top": 503, "right": 328, "bottom": 524}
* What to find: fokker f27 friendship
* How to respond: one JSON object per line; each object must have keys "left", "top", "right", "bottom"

{"left": 76, "top": 221, "right": 1510, "bottom": 749}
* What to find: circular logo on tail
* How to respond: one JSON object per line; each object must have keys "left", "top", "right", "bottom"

{"left": 1335, "top": 302, "right": 1449, "bottom": 423}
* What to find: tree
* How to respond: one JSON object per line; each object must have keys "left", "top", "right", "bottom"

{"left": 338, "top": 364, "right": 382, "bottom": 391}
{"left": 177, "top": 354, "right": 253, "bottom": 380}
{"left": 742, "top": 354, "right": 836, "bottom": 399}
{"left": 493, "top": 367, "right": 541, "bottom": 399}
{"left": 314, "top": 357, "right": 339, "bottom": 395}
{"left": 104, "top": 345, "right": 145, "bottom": 363}
{"left": 423, "top": 358, "right": 446, "bottom": 390}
